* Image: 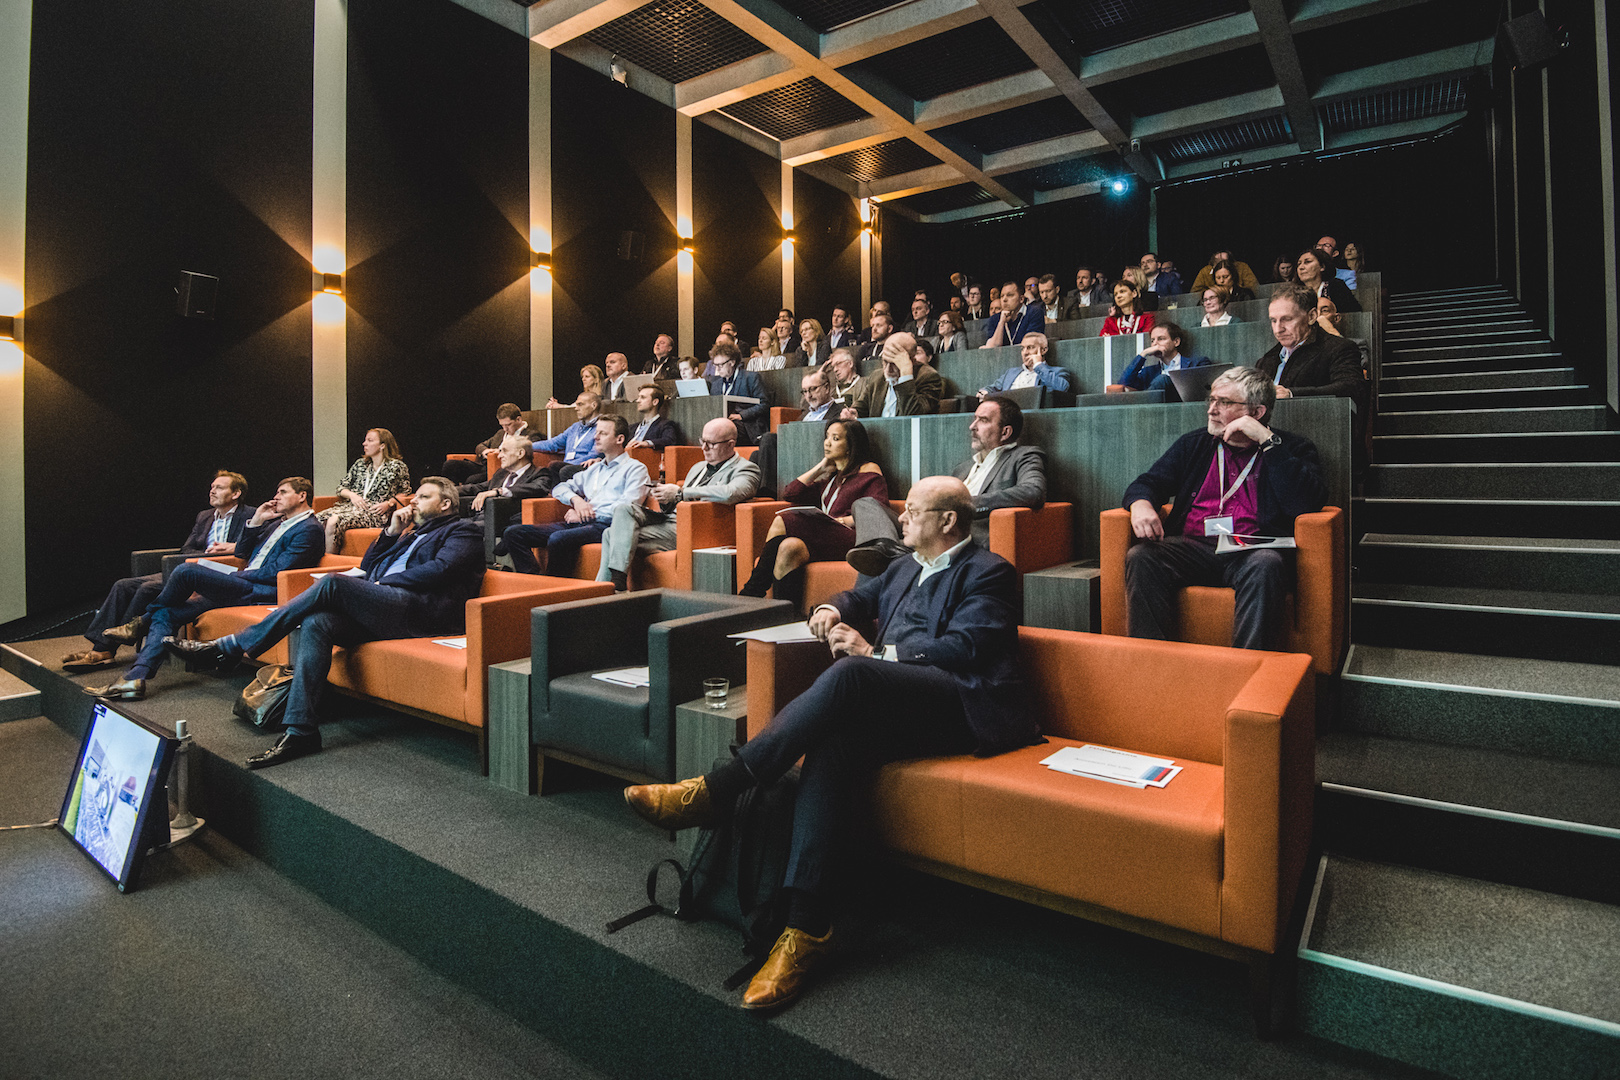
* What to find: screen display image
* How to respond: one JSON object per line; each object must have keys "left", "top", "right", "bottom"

{"left": 60, "top": 703, "right": 170, "bottom": 889}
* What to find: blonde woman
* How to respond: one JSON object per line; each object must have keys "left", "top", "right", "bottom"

{"left": 749, "top": 326, "right": 787, "bottom": 371}
{"left": 317, "top": 428, "right": 411, "bottom": 553}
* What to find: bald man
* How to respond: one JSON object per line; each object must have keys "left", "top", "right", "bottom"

{"left": 624, "top": 475, "right": 1036, "bottom": 1011}
{"left": 845, "top": 331, "right": 942, "bottom": 418}
{"left": 596, "top": 418, "right": 760, "bottom": 591}
{"left": 603, "top": 351, "right": 632, "bottom": 401}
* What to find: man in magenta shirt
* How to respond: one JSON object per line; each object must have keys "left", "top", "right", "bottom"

{"left": 1120, "top": 367, "right": 1326, "bottom": 651}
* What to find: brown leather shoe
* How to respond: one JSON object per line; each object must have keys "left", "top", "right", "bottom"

{"left": 623, "top": 776, "right": 715, "bottom": 831}
{"left": 61, "top": 649, "right": 119, "bottom": 673}
{"left": 741, "top": 926, "right": 835, "bottom": 1011}
{"left": 83, "top": 678, "right": 146, "bottom": 701}
{"left": 102, "top": 618, "right": 146, "bottom": 646}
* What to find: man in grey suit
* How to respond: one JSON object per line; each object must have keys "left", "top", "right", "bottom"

{"left": 845, "top": 395, "right": 1046, "bottom": 575}
{"left": 596, "top": 417, "right": 760, "bottom": 592}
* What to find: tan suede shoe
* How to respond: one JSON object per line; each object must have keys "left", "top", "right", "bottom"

{"left": 102, "top": 618, "right": 146, "bottom": 646}
{"left": 623, "top": 776, "right": 715, "bottom": 831}
{"left": 83, "top": 678, "right": 146, "bottom": 701}
{"left": 741, "top": 926, "right": 835, "bottom": 1011}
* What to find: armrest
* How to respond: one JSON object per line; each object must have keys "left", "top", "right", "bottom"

{"left": 745, "top": 639, "right": 834, "bottom": 741}
{"left": 446, "top": 453, "right": 477, "bottom": 462}
{"left": 531, "top": 451, "right": 565, "bottom": 471}
{"left": 131, "top": 548, "right": 181, "bottom": 577}
{"left": 313, "top": 495, "right": 338, "bottom": 512}
{"left": 276, "top": 566, "right": 327, "bottom": 604}
{"left": 1221, "top": 651, "right": 1315, "bottom": 952}
{"left": 532, "top": 592, "right": 661, "bottom": 696}
{"left": 769, "top": 407, "right": 802, "bottom": 433}
{"left": 987, "top": 503, "right": 1072, "bottom": 574}
{"left": 1098, "top": 509, "right": 1134, "bottom": 635}
{"left": 466, "top": 580, "right": 614, "bottom": 726}
{"left": 1292, "top": 506, "right": 1345, "bottom": 675}
{"left": 734, "top": 501, "right": 791, "bottom": 581}
{"left": 520, "top": 498, "right": 568, "bottom": 526}
{"left": 1105, "top": 384, "right": 1128, "bottom": 393}
{"left": 674, "top": 500, "right": 739, "bottom": 590}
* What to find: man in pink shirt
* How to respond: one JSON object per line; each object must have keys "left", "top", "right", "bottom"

{"left": 1120, "top": 367, "right": 1326, "bottom": 650}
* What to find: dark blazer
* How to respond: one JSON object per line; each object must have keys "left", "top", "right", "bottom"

{"left": 951, "top": 443, "right": 1047, "bottom": 545}
{"left": 475, "top": 424, "right": 534, "bottom": 455}
{"left": 850, "top": 362, "right": 942, "bottom": 418}
{"left": 983, "top": 303, "right": 1045, "bottom": 345}
{"left": 1123, "top": 428, "right": 1327, "bottom": 539}
{"left": 459, "top": 462, "right": 549, "bottom": 502}
{"left": 826, "top": 329, "right": 859, "bottom": 351}
{"left": 1315, "top": 276, "right": 1360, "bottom": 313}
{"left": 707, "top": 369, "right": 771, "bottom": 441}
{"left": 232, "top": 514, "right": 325, "bottom": 597}
{"left": 360, "top": 513, "right": 487, "bottom": 630}
{"left": 1256, "top": 328, "right": 1368, "bottom": 413}
{"left": 628, "top": 414, "right": 682, "bottom": 450}
{"left": 786, "top": 340, "right": 830, "bottom": 367}
{"left": 827, "top": 541, "right": 1038, "bottom": 755}
{"left": 1116, "top": 353, "right": 1212, "bottom": 392}
{"left": 644, "top": 354, "right": 676, "bottom": 379}
{"left": 181, "top": 503, "right": 253, "bottom": 554}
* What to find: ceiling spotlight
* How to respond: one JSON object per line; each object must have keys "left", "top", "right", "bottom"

{"left": 610, "top": 56, "right": 628, "bottom": 86}
{"left": 1110, "top": 179, "right": 1128, "bottom": 194}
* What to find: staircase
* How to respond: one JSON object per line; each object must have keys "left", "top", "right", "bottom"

{"left": 1298, "top": 284, "right": 1620, "bottom": 1079}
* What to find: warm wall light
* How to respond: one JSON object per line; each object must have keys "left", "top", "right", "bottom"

{"left": 0, "top": 314, "right": 16, "bottom": 342}
{"left": 320, "top": 272, "right": 343, "bottom": 295}
{"left": 531, "top": 251, "right": 551, "bottom": 272}
{"left": 782, "top": 230, "right": 798, "bottom": 245}
{"left": 680, "top": 241, "right": 696, "bottom": 256}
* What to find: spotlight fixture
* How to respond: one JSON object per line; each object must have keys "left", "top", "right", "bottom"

{"left": 610, "top": 55, "right": 628, "bottom": 86}
{"left": 531, "top": 251, "right": 552, "bottom": 272}
{"left": 1110, "top": 179, "right": 1128, "bottom": 194}
{"left": 0, "top": 314, "right": 16, "bottom": 342}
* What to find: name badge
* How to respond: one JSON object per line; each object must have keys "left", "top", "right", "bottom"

{"left": 1204, "top": 516, "right": 1235, "bottom": 537}
{"left": 881, "top": 644, "right": 899, "bottom": 662}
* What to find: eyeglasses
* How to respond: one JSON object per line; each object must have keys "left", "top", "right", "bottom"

{"left": 1205, "top": 395, "right": 1248, "bottom": 409}
{"left": 901, "top": 505, "right": 948, "bottom": 518}
{"left": 700, "top": 439, "right": 735, "bottom": 449}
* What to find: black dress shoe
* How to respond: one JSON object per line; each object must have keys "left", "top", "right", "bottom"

{"left": 163, "top": 636, "right": 238, "bottom": 672}
{"left": 246, "top": 729, "right": 322, "bottom": 770}
{"left": 845, "top": 538, "right": 911, "bottom": 578}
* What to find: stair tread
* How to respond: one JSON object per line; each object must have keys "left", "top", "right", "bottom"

{"left": 1318, "top": 731, "right": 1620, "bottom": 831}
{"left": 1343, "top": 643, "right": 1620, "bottom": 705}
{"left": 1359, "top": 533, "right": 1620, "bottom": 553}
{"left": 1373, "top": 430, "right": 1618, "bottom": 439}
{"left": 1353, "top": 581, "right": 1620, "bottom": 616}
{"left": 1306, "top": 855, "right": 1620, "bottom": 1025}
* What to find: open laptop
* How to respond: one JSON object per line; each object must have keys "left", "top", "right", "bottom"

{"left": 674, "top": 379, "right": 711, "bottom": 398}
{"left": 1164, "top": 363, "right": 1233, "bottom": 403}
{"left": 620, "top": 373, "right": 656, "bottom": 399}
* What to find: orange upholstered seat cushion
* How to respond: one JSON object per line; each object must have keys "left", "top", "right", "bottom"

{"left": 328, "top": 637, "right": 470, "bottom": 724}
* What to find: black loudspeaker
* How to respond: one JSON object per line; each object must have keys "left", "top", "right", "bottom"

{"left": 616, "top": 230, "right": 644, "bottom": 261}
{"left": 1496, "top": 12, "right": 1568, "bottom": 72}
{"left": 175, "top": 270, "right": 219, "bottom": 319}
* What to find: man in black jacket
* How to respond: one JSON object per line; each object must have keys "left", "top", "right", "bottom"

{"left": 63, "top": 470, "right": 252, "bottom": 673}
{"left": 1256, "top": 284, "right": 1367, "bottom": 413}
{"left": 1122, "top": 367, "right": 1325, "bottom": 651}
{"left": 171, "top": 477, "right": 486, "bottom": 768}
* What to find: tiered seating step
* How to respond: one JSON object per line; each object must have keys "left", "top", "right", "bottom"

{"left": 1369, "top": 429, "right": 1620, "bottom": 462}
{"left": 1351, "top": 582, "right": 1620, "bottom": 665}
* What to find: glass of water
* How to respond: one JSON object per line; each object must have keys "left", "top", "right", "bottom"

{"left": 703, "top": 677, "right": 729, "bottom": 710}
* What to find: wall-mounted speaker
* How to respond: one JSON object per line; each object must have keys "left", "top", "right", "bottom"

{"left": 1496, "top": 12, "right": 1568, "bottom": 73}
{"left": 175, "top": 270, "right": 219, "bottom": 319}
{"left": 616, "top": 230, "right": 644, "bottom": 261}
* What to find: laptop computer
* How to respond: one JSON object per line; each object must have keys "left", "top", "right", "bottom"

{"left": 1164, "top": 363, "right": 1233, "bottom": 403}
{"left": 674, "top": 379, "right": 711, "bottom": 398}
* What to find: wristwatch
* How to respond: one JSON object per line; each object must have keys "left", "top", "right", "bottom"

{"left": 1260, "top": 433, "right": 1283, "bottom": 452}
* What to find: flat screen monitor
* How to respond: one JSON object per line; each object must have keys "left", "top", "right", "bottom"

{"left": 59, "top": 701, "right": 177, "bottom": 892}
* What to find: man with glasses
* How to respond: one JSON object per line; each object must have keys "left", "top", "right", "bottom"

{"left": 798, "top": 367, "right": 837, "bottom": 423}
{"left": 595, "top": 418, "right": 759, "bottom": 592}
{"left": 1120, "top": 366, "right": 1325, "bottom": 652}
{"left": 623, "top": 475, "right": 1037, "bottom": 1011}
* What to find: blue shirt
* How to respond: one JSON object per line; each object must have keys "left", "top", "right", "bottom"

{"left": 535, "top": 420, "right": 603, "bottom": 465}
{"left": 553, "top": 454, "right": 652, "bottom": 523}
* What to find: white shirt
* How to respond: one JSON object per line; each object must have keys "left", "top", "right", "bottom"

{"left": 882, "top": 373, "right": 912, "bottom": 417}
{"left": 913, "top": 535, "right": 973, "bottom": 586}
{"left": 246, "top": 509, "right": 313, "bottom": 572}
{"left": 1201, "top": 313, "right": 1232, "bottom": 327}
{"left": 1010, "top": 366, "right": 1039, "bottom": 390}
{"left": 963, "top": 443, "right": 1012, "bottom": 497}
{"left": 498, "top": 463, "right": 532, "bottom": 497}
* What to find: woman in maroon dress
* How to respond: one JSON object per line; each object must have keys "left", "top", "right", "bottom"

{"left": 739, "top": 418, "right": 887, "bottom": 607}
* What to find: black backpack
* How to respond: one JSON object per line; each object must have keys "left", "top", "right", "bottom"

{"left": 609, "top": 762, "right": 798, "bottom": 989}
{"left": 233, "top": 665, "right": 294, "bottom": 730}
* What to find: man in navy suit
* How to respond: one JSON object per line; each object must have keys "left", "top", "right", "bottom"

{"left": 625, "top": 383, "right": 682, "bottom": 451}
{"left": 979, "top": 280, "right": 1044, "bottom": 348}
{"left": 705, "top": 340, "right": 770, "bottom": 444}
{"left": 86, "top": 477, "right": 325, "bottom": 701}
{"left": 64, "top": 470, "right": 252, "bottom": 673}
{"left": 625, "top": 475, "right": 1038, "bottom": 1011}
{"left": 173, "top": 477, "right": 487, "bottom": 768}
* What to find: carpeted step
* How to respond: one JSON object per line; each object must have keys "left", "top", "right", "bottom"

{"left": 1372, "top": 404, "right": 1612, "bottom": 435}
{"left": 1351, "top": 582, "right": 1620, "bottom": 665}
{"left": 0, "top": 667, "right": 41, "bottom": 724}
{"left": 1354, "top": 496, "right": 1620, "bottom": 539}
{"left": 1385, "top": 307, "right": 1526, "bottom": 327}
{"left": 1371, "top": 429, "right": 1620, "bottom": 463}
{"left": 1356, "top": 533, "right": 1620, "bottom": 593}
{"left": 1379, "top": 350, "right": 1565, "bottom": 377}
{"left": 1297, "top": 855, "right": 1620, "bottom": 1080}
{"left": 1376, "top": 383, "right": 1592, "bottom": 412}
{"left": 1385, "top": 327, "right": 1546, "bottom": 349}
{"left": 1338, "top": 643, "right": 1620, "bottom": 764}
{"left": 1385, "top": 317, "right": 1537, "bottom": 339}
{"left": 1365, "top": 461, "right": 1620, "bottom": 500}
{"left": 1379, "top": 367, "right": 1577, "bottom": 394}
{"left": 1387, "top": 340, "right": 1557, "bottom": 361}
{"left": 1316, "top": 731, "right": 1620, "bottom": 903}
{"left": 1389, "top": 285, "right": 1513, "bottom": 304}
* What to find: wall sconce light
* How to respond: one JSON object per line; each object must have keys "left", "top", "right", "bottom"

{"left": 0, "top": 314, "right": 17, "bottom": 342}
{"left": 321, "top": 272, "right": 343, "bottom": 295}
{"left": 783, "top": 229, "right": 798, "bottom": 245}
{"left": 861, "top": 224, "right": 873, "bottom": 236}
{"left": 680, "top": 241, "right": 696, "bottom": 256}
{"left": 531, "top": 251, "right": 552, "bottom": 272}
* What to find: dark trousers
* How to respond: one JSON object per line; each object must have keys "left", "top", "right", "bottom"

{"left": 438, "top": 458, "right": 485, "bottom": 485}
{"left": 232, "top": 574, "right": 447, "bottom": 736}
{"left": 1124, "top": 536, "right": 1293, "bottom": 651}
{"left": 86, "top": 573, "right": 164, "bottom": 651}
{"left": 736, "top": 656, "right": 974, "bottom": 897}
{"left": 500, "top": 520, "right": 607, "bottom": 575}
{"left": 126, "top": 564, "right": 263, "bottom": 680}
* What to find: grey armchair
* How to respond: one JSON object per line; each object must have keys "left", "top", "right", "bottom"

{"left": 530, "top": 591, "right": 793, "bottom": 789}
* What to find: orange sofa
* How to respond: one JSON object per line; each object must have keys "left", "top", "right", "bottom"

{"left": 191, "top": 554, "right": 361, "bottom": 665}
{"left": 735, "top": 499, "right": 1076, "bottom": 613}
{"left": 1098, "top": 506, "right": 1346, "bottom": 675}
{"left": 745, "top": 627, "right": 1315, "bottom": 1030}
{"left": 516, "top": 496, "right": 740, "bottom": 590}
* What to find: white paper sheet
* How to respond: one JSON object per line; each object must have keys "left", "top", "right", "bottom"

{"left": 727, "top": 622, "right": 819, "bottom": 644}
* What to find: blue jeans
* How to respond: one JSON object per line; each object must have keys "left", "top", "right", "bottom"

{"left": 500, "top": 520, "right": 607, "bottom": 575}
{"left": 125, "top": 564, "right": 262, "bottom": 680}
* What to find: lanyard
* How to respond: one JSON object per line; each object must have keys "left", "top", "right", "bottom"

{"left": 1215, "top": 445, "right": 1259, "bottom": 513}
{"left": 360, "top": 464, "right": 382, "bottom": 500}
{"left": 820, "top": 473, "right": 847, "bottom": 515}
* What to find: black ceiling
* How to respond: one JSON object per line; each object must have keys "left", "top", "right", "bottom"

{"left": 823, "top": 138, "right": 941, "bottom": 181}
{"left": 585, "top": 1, "right": 768, "bottom": 84}
{"left": 720, "top": 77, "right": 871, "bottom": 141}
{"left": 1031, "top": 0, "right": 1251, "bottom": 56}
{"left": 840, "top": 18, "right": 1035, "bottom": 102}
{"left": 1094, "top": 43, "right": 1276, "bottom": 120}
{"left": 932, "top": 97, "right": 1093, "bottom": 155}
{"left": 1154, "top": 114, "right": 1292, "bottom": 164}
{"left": 892, "top": 183, "right": 1001, "bottom": 216}
{"left": 998, "top": 150, "right": 1128, "bottom": 194}
{"left": 773, "top": 0, "right": 904, "bottom": 34}
{"left": 1318, "top": 76, "right": 1472, "bottom": 135}
{"left": 1296, "top": 0, "right": 1502, "bottom": 80}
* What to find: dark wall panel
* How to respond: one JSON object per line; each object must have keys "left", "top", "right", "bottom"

{"left": 347, "top": 0, "right": 530, "bottom": 476}
{"left": 692, "top": 121, "right": 783, "bottom": 350}
{"left": 880, "top": 189, "right": 1150, "bottom": 317}
{"left": 791, "top": 170, "right": 862, "bottom": 332}
{"left": 552, "top": 55, "right": 677, "bottom": 391}
{"left": 23, "top": 1, "right": 314, "bottom": 612}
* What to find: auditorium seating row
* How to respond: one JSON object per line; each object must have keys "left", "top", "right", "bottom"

{"left": 1039, "top": 271, "right": 1380, "bottom": 325}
